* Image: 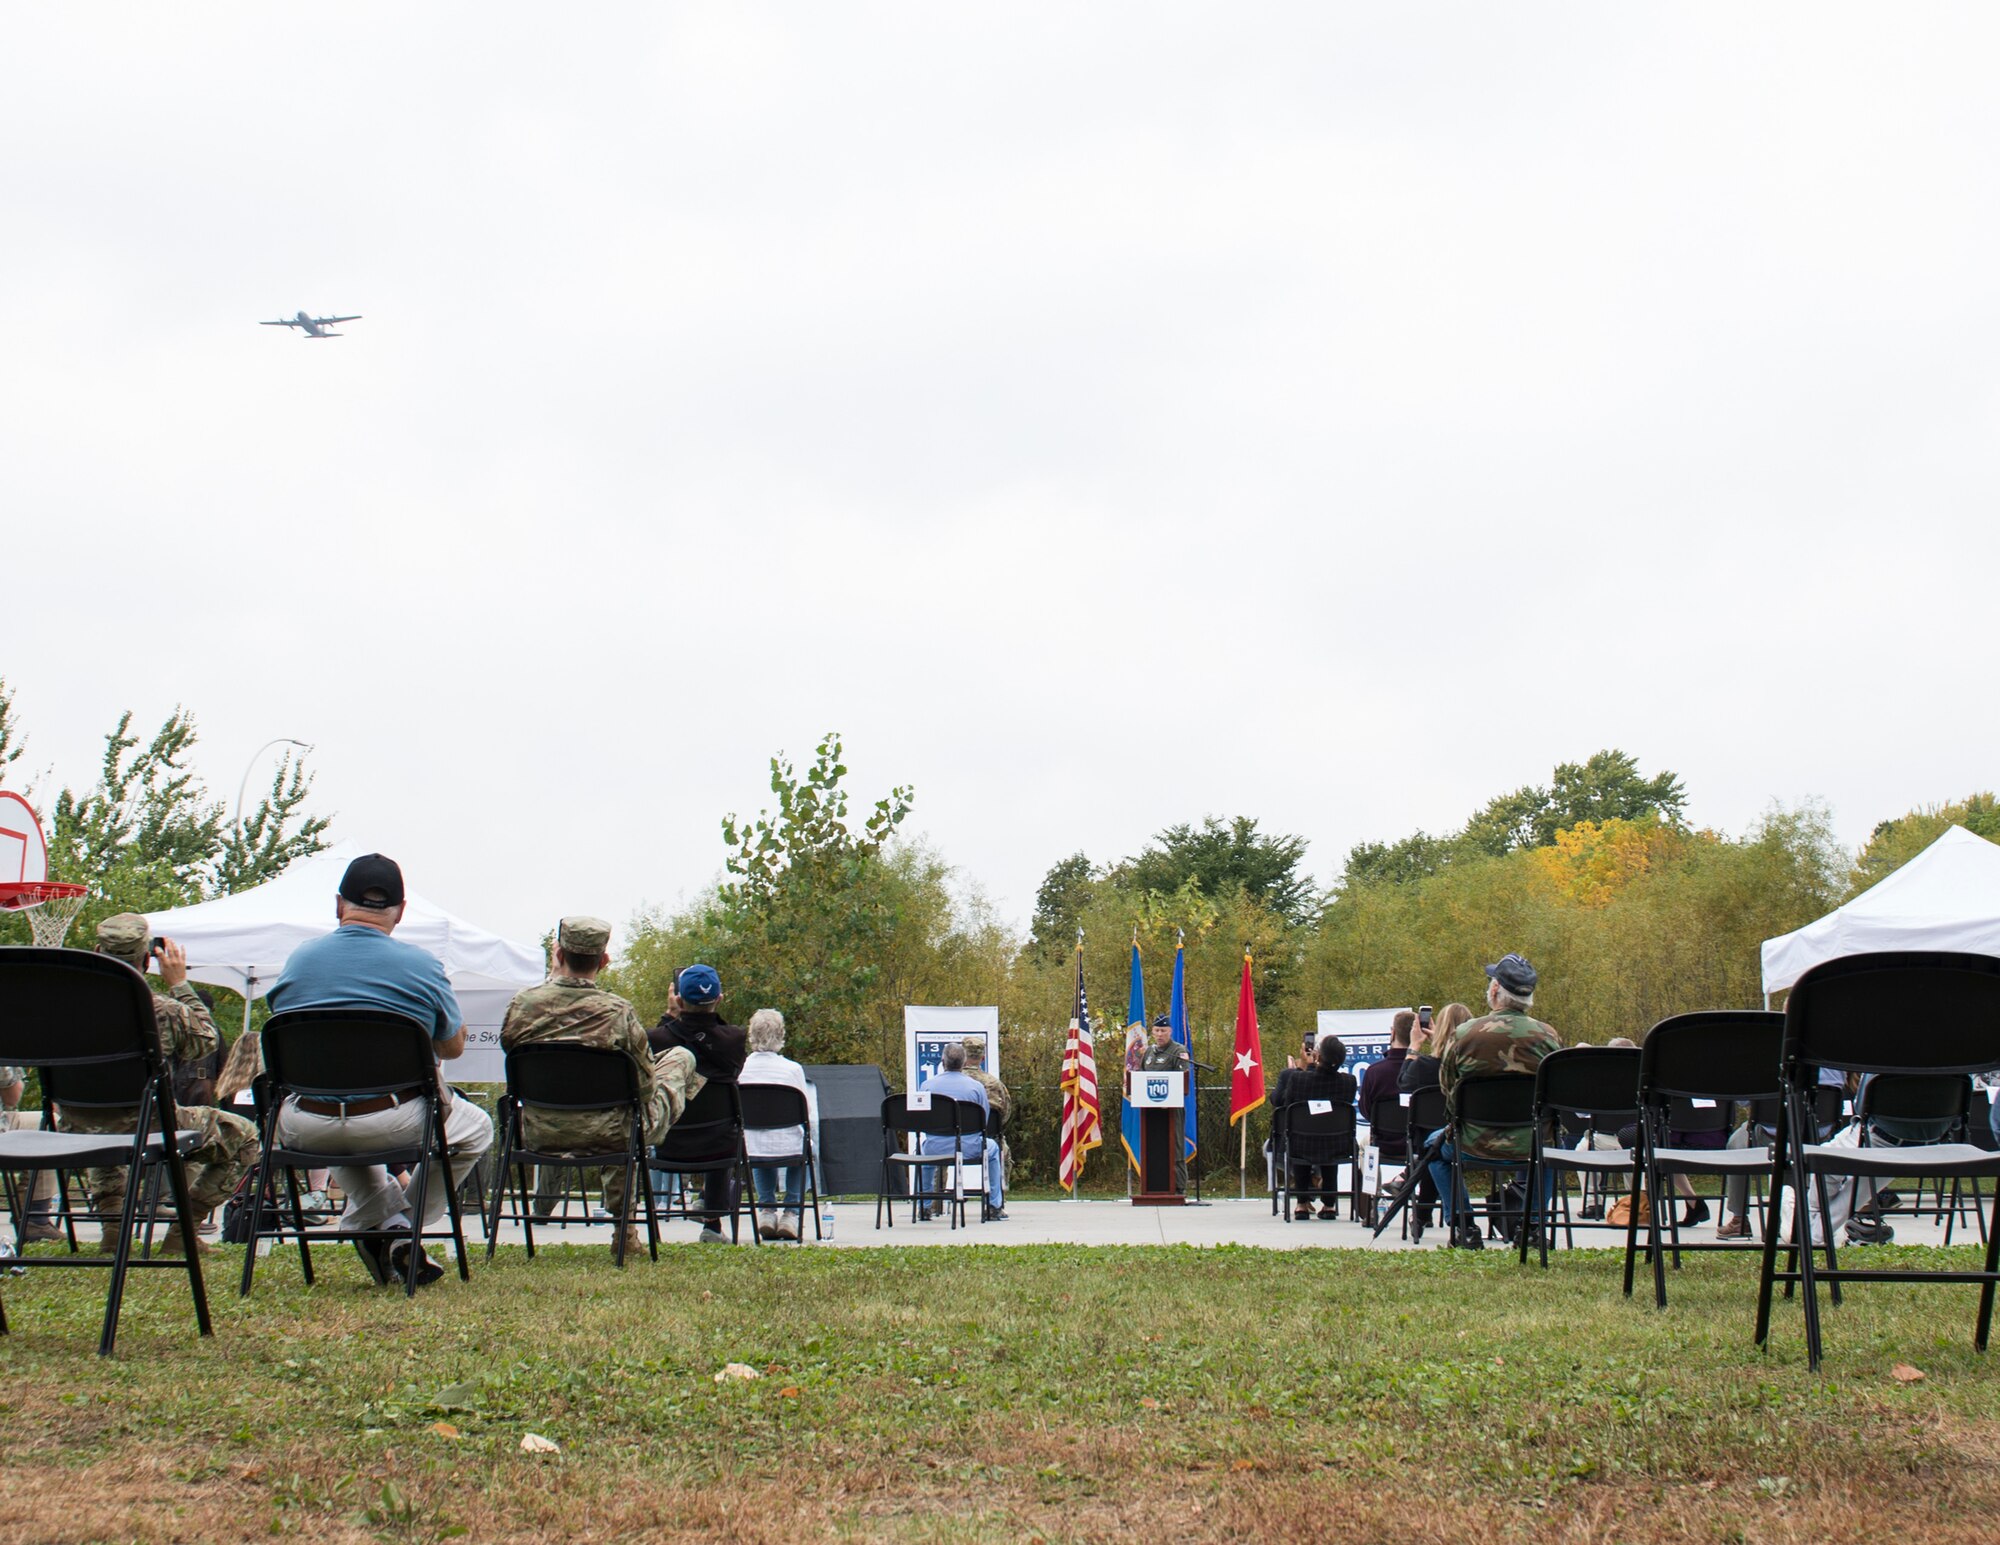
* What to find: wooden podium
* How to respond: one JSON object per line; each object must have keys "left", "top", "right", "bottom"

{"left": 1130, "top": 1070, "right": 1187, "bottom": 1206}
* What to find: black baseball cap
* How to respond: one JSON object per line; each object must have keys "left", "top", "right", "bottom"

{"left": 338, "top": 853, "right": 405, "bottom": 909}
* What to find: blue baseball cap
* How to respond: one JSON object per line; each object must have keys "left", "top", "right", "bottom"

{"left": 1484, "top": 953, "right": 1539, "bottom": 996}
{"left": 676, "top": 963, "right": 722, "bottom": 1005}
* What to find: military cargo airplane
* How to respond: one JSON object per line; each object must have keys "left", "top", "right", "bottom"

{"left": 260, "top": 311, "right": 361, "bottom": 338}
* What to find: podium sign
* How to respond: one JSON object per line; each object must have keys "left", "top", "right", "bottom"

{"left": 1131, "top": 1071, "right": 1184, "bottom": 1108}
{"left": 1130, "top": 1070, "right": 1187, "bottom": 1206}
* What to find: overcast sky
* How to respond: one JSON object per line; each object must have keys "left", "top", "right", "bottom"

{"left": 5, "top": 5, "right": 1996, "bottom": 948}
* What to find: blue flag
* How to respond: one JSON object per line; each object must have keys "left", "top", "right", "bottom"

{"left": 1121, "top": 938, "right": 1146, "bottom": 1172}
{"left": 1170, "top": 936, "right": 1197, "bottom": 1159}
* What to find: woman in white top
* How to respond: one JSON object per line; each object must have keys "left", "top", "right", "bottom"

{"left": 740, "top": 1009, "right": 820, "bottom": 1241}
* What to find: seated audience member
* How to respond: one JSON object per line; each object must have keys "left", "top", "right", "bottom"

{"left": 1354, "top": 1011, "right": 1415, "bottom": 1217}
{"left": 915, "top": 1042, "right": 990, "bottom": 1218}
{"left": 1429, "top": 958, "right": 1560, "bottom": 1251}
{"left": 174, "top": 990, "right": 227, "bottom": 1107}
{"left": 266, "top": 854, "right": 494, "bottom": 1287}
{"left": 962, "top": 1036, "right": 1010, "bottom": 1220}
{"left": 57, "top": 916, "right": 261, "bottom": 1257}
{"left": 1, "top": 1065, "right": 60, "bottom": 1244}
{"left": 1715, "top": 1065, "right": 1846, "bottom": 1241}
{"left": 499, "top": 916, "right": 700, "bottom": 1258}
{"left": 1397, "top": 1001, "right": 1469, "bottom": 1241}
{"left": 740, "top": 1008, "right": 819, "bottom": 1241}
{"left": 1801, "top": 1071, "right": 1965, "bottom": 1247}
{"left": 1273, "top": 1034, "right": 1357, "bottom": 1219}
{"left": 650, "top": 964, "right": 748, "bottom": 1243}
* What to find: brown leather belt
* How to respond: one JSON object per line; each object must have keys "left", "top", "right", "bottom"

{"left": 294, "top": 1092, "right": 417, "bottom": 1118}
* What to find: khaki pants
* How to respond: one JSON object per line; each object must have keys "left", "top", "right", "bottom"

{"left": 275, "top": 1096, "right": 494, "bottom": 1235}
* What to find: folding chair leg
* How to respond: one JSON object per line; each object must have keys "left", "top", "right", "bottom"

{"left": 1754, "top": 1162, "right": 1786, "bottom": 1348}
{"left": 403, "top": 1160, "right": 431, "bottom": 1299}
{"left": 516, "top": 1164, "right": 538, "bottom": 1259}
{"left": 808, "top": 1158, "right": 822, "bottom": 1242}
{"left": 1975, "top": 1181, "right": 2000, "bottom": 1352}
{"left": 1814, "top": 1172, "right": 1844, "bottom": 1309}
{"left": 96, "top": 1153, "right": 149, "bottom": 1358}
{"left": 278, "top": 1167, "right": 313, "bottom": 1284}
{"left": 1649, "top": 1164, "right": 1670, "bottom": 1310}
{"left": 485, "top": 1126, "right": 513, "bottom": 1262}
{"left": 436, "top": 1122, "right": 470, "bottom": 1284}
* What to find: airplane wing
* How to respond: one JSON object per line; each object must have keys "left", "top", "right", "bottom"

{"left": 317, "top": 315, "right": 362, "bottom": 325}
{"left": 259, "top": 319, "right": 298, "bottom": 327}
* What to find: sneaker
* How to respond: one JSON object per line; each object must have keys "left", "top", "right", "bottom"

{"left": 980, "top": 1208, "right": 1004, "bottom": 1225}
{"left": 773, "top": 1215, "right": 801, "bottom": 1241}
{"left": 1716, "top": 1214, "right": 1751, "bottom": 1240}
{"left": 1874, "top": 1188, "right": 1905, "bottom": 1213}
{"left": 388, "top": 1241, "right": 446, "bottom": 1285}
{"left": 17, "top": 1220, "right": 62, "bottom": 1245}
{"left": 1445, "top": 1218, "right": 1485, "bottom": 1251}
{"left": 1578, "top": 1201, "right": 1605, "bottom": 1221}
{"left": 698, "top": 1226, "right": 727, "bottom": 1244}
{"left": 1845, "top": 1215, "right": 1895, "bottom": 1246}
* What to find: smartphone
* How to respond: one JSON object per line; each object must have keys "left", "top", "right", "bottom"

{"left": 1418, "top": 1005, "right": 1433, "bottom": 1029}
{"left": 150, "top": 937, "right": 167, "bottom": 957}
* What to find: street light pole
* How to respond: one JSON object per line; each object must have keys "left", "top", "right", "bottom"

{"left": 234, "top": 737, "right": 313, "bottom": 833}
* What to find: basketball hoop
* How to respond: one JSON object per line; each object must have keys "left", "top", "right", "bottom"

{"left": 0, "top": 881, "right": 90, "bottom": 948}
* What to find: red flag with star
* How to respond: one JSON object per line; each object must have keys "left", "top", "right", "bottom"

{"left": 1229, "top": 949, "right": 1265, "bottom": 1126}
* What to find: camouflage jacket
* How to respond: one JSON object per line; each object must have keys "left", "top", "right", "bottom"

{"left": 970, "top": 1070, "right": 1011, "bottom": 1128}
{"left": 1141, "top": 1041, "right": 1189, "bottom": 1074}
{"left": 1438, "top": 1009, "right": 1560, "bottom": 1161}
{"left": 500, "top": 974, "right": 659, "bottom": 1113}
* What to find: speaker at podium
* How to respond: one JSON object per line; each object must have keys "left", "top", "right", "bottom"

{"left": 1128, "top": 1070, "right": 1186, "bottom": 1205}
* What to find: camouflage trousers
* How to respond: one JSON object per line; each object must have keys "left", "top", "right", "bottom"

{"left": 518, "top": 1048, "right": 697, "bottom": 1220}
{"left": 59, "top": 1103, "right": 262, "bottom": 1220}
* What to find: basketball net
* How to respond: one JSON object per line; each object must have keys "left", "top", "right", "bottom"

{"left": 0, "top": 881, "right": 90, "bottom": 947}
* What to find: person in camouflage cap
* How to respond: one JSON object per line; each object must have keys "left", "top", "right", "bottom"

{"left": 498, "top": 916, "right": 702, "bottom": 1257}
{"left": 58, "top": 914, "right": 261, "bottom": 1256}
{"left": 1428, "top": 952, "right": 1561, "bottom": 1250}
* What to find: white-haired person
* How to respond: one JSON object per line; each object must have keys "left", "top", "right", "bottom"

{"left": 740, "top": 1009, "right": 820, "bottom": 1241}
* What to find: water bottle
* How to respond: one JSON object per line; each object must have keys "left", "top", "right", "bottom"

{"left": 819, "top": 1202, "right": 836, "bottom": 1241}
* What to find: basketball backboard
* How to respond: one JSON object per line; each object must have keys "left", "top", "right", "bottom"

{"left": 0, "top": 789, "right": 49, "bottom": 898}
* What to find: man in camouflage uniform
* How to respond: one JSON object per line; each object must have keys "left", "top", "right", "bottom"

{"left": 1140, "top": 1014, "right": 1192, "bottom": 1194}
{"left": 962, "top": 1037, "right": 1011, "bottom": 1220}
{"left": 58, "top": 915, "right": 261, "bottom": 1256}
{"left": 1429, "top": 952, "right": 1561, "bottom": 1250}
{"left": 498, "top": 917, "right": 701, "bottom": 1256}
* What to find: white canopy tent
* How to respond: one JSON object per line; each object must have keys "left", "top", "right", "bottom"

{"left": 1760, "top": 825, "right": 2000, "bottom": 998}
{"left": 144, "top": 843, "right": 544, "bottom": 1080}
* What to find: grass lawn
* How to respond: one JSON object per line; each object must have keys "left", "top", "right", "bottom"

{"left": 0, "top": 1240, "right": 1996, "bottom": 1543}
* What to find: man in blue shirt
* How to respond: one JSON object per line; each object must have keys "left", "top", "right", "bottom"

{"left": 268, "top": 854, "right": 494, "bottom": 1286}
{"left": 915, "top": 1041, "right": 990, "bottom": 1221}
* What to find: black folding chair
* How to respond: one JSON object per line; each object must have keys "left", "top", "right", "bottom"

{"left": 1363, "top": 1094, "right": 1412, "bottom": 1229}
{"left": 0, "top": 947, "right": 213, "bottom": 1355}
{"left": 1626, "top": 1011, "right": 1788, "bottom": 1308}
{"left": 650, "top": 1080, "right": 758, "bottom": 1244}
{"left": 1855, "top": 1074, "right": 1985, "bottom": 1245}
{"left": 1523, "top": 1046, "right": 1640, "bottom": 1265}
{"left": 487, "top": 1044, "right": 659, "bottom": 1266}
{"left": 1272, "top": 1102, "right": 1356, "bottom": 1221}
{"left": 241, "top": 1010, "right": 473, "bottom": 1298}
{"left": 1445, "top": 1074, "right": 1539, "bottom": 1248}
{"left": 741, "top": 1083, "right": 820, "bottom": 1243}
{"left": 876, "top": 1094, "right": 979, "bottom": 1229}
{"left": 1755, "top": 952, "right": 2000, "bottom": 1370}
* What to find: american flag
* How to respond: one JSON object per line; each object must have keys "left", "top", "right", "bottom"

{"left": 1059, "top": 933, "right": 1103, "bottom": 1190}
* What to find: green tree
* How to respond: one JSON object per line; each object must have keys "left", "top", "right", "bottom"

{"left": 1341, "top": 750, "right": 1686, "bottom": 886}
{"left": 1028, "top": 852, "right": 1097, "bottom": 957}
{"left": 0, "top": 700, "right": 331, "bottom": 948}
{"left": 1113, "top": 816, "right": 1318, "bottom": 925}
{"left": 615, "top": 733, "right": 923, "bottom": 1065}
{"left": 1850, "top": 792, "right": 2000, "bottom": 896}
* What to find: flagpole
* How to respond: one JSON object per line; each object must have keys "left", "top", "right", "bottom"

{"left": 1239, "top": 943, "right": 1249, "bottom": 1199}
